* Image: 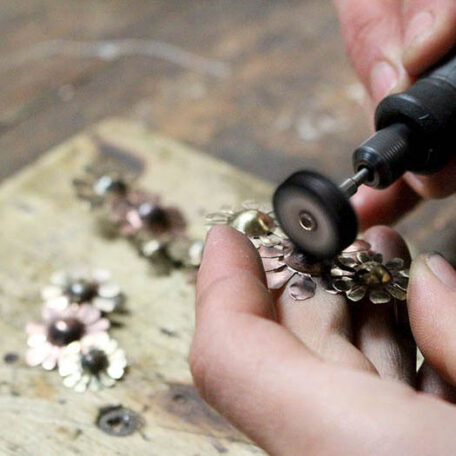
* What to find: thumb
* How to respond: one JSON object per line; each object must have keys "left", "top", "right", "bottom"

{"left": 402, "top": 0, "right": 456, "bottom": 76}
{"left": 408, "top": 253, "right": 456, "bottom": 383}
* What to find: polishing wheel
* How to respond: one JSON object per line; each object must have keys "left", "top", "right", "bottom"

{"left": 273, "top": 171, "right": 358, "bottom": 260}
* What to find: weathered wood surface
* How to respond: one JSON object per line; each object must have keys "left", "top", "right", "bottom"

{"left": 0, "top": 119, "right": 271, "bottom": 455}
{"left": 1, "top": 0, "right": 455, "bottom": 263}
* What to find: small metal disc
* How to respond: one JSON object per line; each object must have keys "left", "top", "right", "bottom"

{"left": 273, "top": 171, "right": 358, "bottom": 260}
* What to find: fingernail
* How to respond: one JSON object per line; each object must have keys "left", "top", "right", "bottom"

{"left": 370, "top": 61, "right": 398, "bottom": 103}
{"left": 426, "top": 252, "right": 456, "bottom": 290}
{"left": 404, "top": 11, "right": 435, "bottom": 49}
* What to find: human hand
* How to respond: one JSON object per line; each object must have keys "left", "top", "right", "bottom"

{"left": 190, "top": 225, "right": 456, "bottom": 455}
{"left": 333, "top": 0, "right": 456, "bottom": 229}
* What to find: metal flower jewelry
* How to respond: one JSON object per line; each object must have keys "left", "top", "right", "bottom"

{"left": 326, "top": 250, "right": 409, "bottom": 304}
{"left": 73, "top": 165, "right": 130, "bottom": 208}
{"left": 107, "top": 190, "right": 186, "bottom": 239}
{"left": 59, "top": 332, "right": 127, "bottom": 392}
{"left": 206, "top": 200, "right": 286, "bottom": 248}
{"left": 41, "top": 269, "right": 124, "bottom": 313}
{"left": 25, "top": 303, "right": 110, "bottom": 370}
{"left": 259, "top": 238, "right": 376, "bottom": 302}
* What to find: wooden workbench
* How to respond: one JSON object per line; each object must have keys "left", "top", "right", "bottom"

{"left": 0, "top": 119, "right": 272, "bottom": 455}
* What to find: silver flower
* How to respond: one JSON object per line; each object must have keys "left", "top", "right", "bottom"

{"left": 327, "top": 251, "right": 409, "bottom": 304}
{"left": 25, "top": 304, "right": 110, "bottom": 370}
{"left": 41, "top": 269, "right": 124, "bottom": 313}
{"left": 59, "top": 333, "right": 127, "bottom": 392}
{"left": 206, "top": 201, "right": 286, "bottom": 248}
{"left": 73, "top": 166, "right": 130, "bottom": 208}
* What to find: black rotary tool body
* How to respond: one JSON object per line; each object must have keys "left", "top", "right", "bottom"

{"left": 273, "top": 52, "right": 456, "bottom": 261}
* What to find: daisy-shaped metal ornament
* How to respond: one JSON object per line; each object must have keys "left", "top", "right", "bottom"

{"left": 59, "top": 333, "right": 127, "bottom": 392}
{"left": 41, "top": 269, "right": 124, "bottom": 313}
{"left": 328, "top": 251, "right": 409, "bottom": 304}
{"left": 25, "top": 304, "right": 110, "bottom": 370}
{"left": 73, "top": 164, "right": 131, "bottom": 208}
{"left": 206, "top": 201, "right": 286, "bottom": 248}
{"left": 108, "top": 190, "right": 186, "bottom": 239}
{"left": 259, "top": 243, "right": 323, "bottom": 301}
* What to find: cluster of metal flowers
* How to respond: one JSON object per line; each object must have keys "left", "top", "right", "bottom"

{"left": 73, "top": 165, "right": 204, "bottom": 275}
{"left": 26, "top": 269, "right": 128, "bottom": 392}
{"left": 206, "top": 202, "right": 409, "bottom": 304}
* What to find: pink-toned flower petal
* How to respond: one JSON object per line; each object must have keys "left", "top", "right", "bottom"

{"left": 77, "top": 304, "right": 101, "bottom": 325}
{"left": 288, "top": 275, "right": 316, "bottom": 301}
{"left": 344, "top": 239, "right": 371, "bottom": 253}
{"left": 41, "top": 350, "right": 59, "bottom": 371}
{"left": 266, "top": 269, "right": 293, "bottom": 290}
{"left": 261, "top": 257, "right": 286, "bottom": 273}
{"left": 258, "top": 246, "right": 283, "bottom": 259}
{"left": 25, "top": 321, "right": 46, "bottom": 336}
{"left": 87, "top": 318, "right": 110, "bottom": 334}
{"left": 25, "top": 346, "right": 50, "bottom": 366}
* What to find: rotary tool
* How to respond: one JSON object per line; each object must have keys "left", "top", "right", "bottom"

{"left": 273, "top": 52, "right": 456, "bottom": 261}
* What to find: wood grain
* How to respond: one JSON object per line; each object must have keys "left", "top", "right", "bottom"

{"left": 0, "top": 118, "right": 271, "bottom": 455}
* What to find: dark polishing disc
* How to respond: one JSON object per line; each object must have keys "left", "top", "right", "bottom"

{"left": 273, "top": 170, "right": 358, "bottom": 260}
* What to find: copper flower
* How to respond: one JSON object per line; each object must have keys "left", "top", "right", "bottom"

{"left": 206, "top": 201, "right": 286, "bottom": 248}
{"left": 259, "top": 242, "right": 320, "bottom": 301}
{"left": 25, "top": 304, "right": 110, "bottom": 370}
{"left": 327, "top": 251, "right": 409, "bottom": 304}
{"left": 108, "top": 190, "right": 186, "bottom": 239}
{"left": 59, "top": 333, "right": 127, "bottom": 392}
{"left": 41, "top": 269, "right": 124, "bottom": 313}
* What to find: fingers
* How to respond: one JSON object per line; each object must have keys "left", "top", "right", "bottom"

{"left": 418, "top": 361, "right": 456, "bottom": 403}
{"left": 352, "top": 180, "right": 421, "bottom": 231}
{"left": 351, "top": 226, "right": 416, "bottom": 384}
{"left": 404, "top": 157, "right": 456, "bottom": 200}
{"left": 402, "top": 0, "right": 456, "bottom": 76}
{"left": 275, "top": 279, "right": 375, "bottom": 371}
{"left": 333, "top": 0, "right": 411, "bottom": 103}
{"left": 408, "top": 253, "right": 456, "bottom": 383}
{"left": 192, "top": 227, "right": 456, "bottom": 455}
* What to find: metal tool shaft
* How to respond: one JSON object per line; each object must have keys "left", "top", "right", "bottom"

{"left": 339, "top": 167, "right": 370, "bottom": 198}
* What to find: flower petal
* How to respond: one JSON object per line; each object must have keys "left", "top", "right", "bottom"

{"left": 87, "top": 319, "right": 110, "bottom": 334}
{"left": 346, "top": 286, "right": 367, "bottom": 302}
{"left": 337, "top": 257, "right": 358, "bottom": 269}
{"left": 266, "top": 269, "right": 293, "bottom": 290}
{"left": 332, "top": 277, "right": 355, "bottom": 292}
{"left": 369, "top": 288, "right": 391, "bottom": 304}
{"left": 288, "top": 275, "right": 316, "bottom": 301}
{"left": 387, "top": 285, "right": 407, "bottom": 301}
{"left": 385, "top": 258, "right": 405, "bottom": 271}
{"left": 344, "top": 239, "right": 371, "bottom": 253}
{"left": 41, "top": 285, "right": 63, "bottom": 300}
{"left": 261, "top": 257, "right": 286, "bottom": 273}
{"left": 77, "top": 304, "right": 101, "bottom": 325}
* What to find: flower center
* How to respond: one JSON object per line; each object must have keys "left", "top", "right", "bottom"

{"left": 231, "top": 210, "right": 275, "bottom": 237}
{"left": 137, "top": 202, "right": 169, "bottom": 227}
{"left": 48, "top": 318, "right": 84, "bottom": 346}
{"left": 284, "top": 250, "right": 324, "bottom": 275}
{"left": 356, "top": 261, "right": 392, "bottom": 286}
{"left": 94, "top": 175, "right": 127, "bottom": 196}
{"left": 81, "top": 348, "right": 109, "bottom": 374}
{"left": 67, "top": 279, "right": 96, "bottom": 303}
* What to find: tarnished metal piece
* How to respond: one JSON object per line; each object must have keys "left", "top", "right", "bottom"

{"left": 326, "top": 251, "right": 409, "bottom": 304}
{"left": 97, "top": 405, "right": 143, "bottom": 436}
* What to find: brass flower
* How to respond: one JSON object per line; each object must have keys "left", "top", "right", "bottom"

{"left": 327, "top": 251, "right": 409, "bottom": 304}
{"left": 206, "top": 201, "right": 286, "bottom": 248}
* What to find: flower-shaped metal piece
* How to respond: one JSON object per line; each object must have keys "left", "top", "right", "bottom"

{"left": 327, "top": 251, "right": 409, "bottom": 304}
{"left": 25, "top": 304, "right": 110, "bottom": 370}
{"left": 59, "top": 333, "right": 127, "bottom": 392}
{"left": 41, "top": 269, "right": 124, "bottom": 313}
{"left": 73, "top": 165, "right": 130, "bottom": 208}
{"left": 206, "top": 201, "right": 286, "bottom": 248}
{"left": 108, "top": 190, "right": 186, "bottom": 239}
{"left": 259, "top": 243, "right": 322, "bottom": 301}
